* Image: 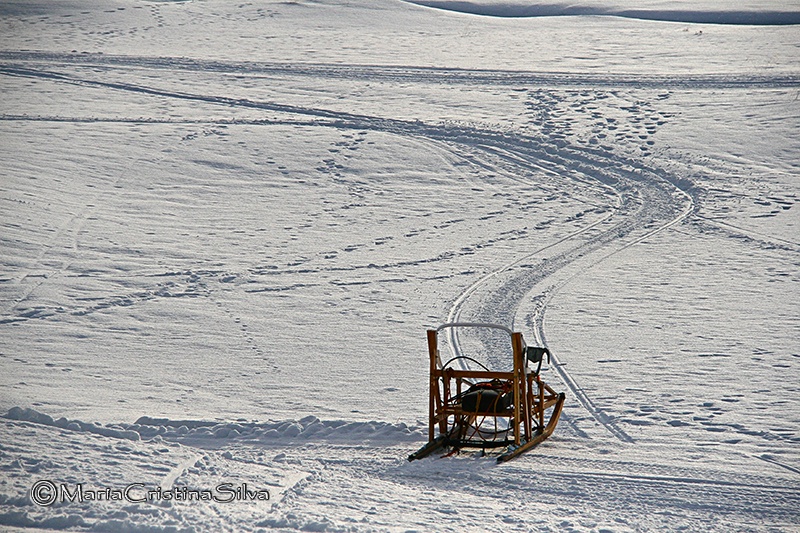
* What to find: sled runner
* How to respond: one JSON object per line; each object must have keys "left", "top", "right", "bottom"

{"left": 409, "top": 323, "right": 565, "bottom": 463}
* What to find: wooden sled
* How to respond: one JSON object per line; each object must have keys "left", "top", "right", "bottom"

{"left": 409, "top": 323, "right": 565, "bottom": 463}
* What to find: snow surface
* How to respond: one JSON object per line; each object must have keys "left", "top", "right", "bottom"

{"left": 1, "top": 0, "right": 799, "bottom": 531}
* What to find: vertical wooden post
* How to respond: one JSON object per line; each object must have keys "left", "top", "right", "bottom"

{"left": 538, "top": 378, "right": 545, "bottom": 432}
{"left": 527, "top": 374, "right": 535, "bottom": 434}
{"left": 511, "top": 332, "right": 523, "bottom": 445}
{"left": 519, "top": 338, "right": 531, "bottom": 441}
{"left": 427, "top": 329, "right": 438, "bottom": 442}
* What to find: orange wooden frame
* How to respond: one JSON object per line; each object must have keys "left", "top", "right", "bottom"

{"left": 412, "top": 323, "right": 565, "bottom": 463}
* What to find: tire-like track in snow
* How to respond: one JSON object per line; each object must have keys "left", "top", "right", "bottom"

{"left": 443, "top": 139, "right": 694, "bottom": 444}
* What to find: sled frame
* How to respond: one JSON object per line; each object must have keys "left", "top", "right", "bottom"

{"left": 409, "top": 323, "right": 565, "bottom": 463}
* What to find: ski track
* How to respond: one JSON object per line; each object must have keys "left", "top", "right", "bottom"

{"left": 0, "top": 59, "right": 696, "bottom": 444}
{"left": 0, "top": 52, "right": 780, "bottom": 447}
{"left": 440, "top": 120, "right": 695, "bottom": 444}
{"left": 2, "top": 50, "right": 799, "bottom": 88}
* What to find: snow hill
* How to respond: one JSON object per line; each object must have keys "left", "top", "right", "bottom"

{"left": 1, "top": 0, "right": 799, "bottom": 531}
{"left": 407, "top": 0, "right": 800, "bottom": 24}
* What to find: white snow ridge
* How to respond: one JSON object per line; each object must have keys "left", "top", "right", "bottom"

{"left": 1, "top": 0, "right": 799, "bottom": 531}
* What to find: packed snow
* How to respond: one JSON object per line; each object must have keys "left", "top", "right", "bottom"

{"left": 1, "top": 0, "right": 799, "bottom": 531}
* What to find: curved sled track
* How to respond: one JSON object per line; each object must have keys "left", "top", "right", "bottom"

{"left": 445, "top": 140, "right": 694, "bottom": 443}
{"left": 437, "top": 129, "right": 695, "bottom": 443}
{"left": 0, "top": 58, "right": 697, "bottom": 443}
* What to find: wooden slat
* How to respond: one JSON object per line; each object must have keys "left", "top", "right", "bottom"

{"left": 512, "top": 332, "right": 528, "bottom": 443}
{"left": 427, "top": 329, "right": 438, "bottom": 441}
{"left": 434, "top": 370, "right": 516, "bottom": 380}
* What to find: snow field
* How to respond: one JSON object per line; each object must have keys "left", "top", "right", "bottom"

{"left": 1, "top": 0, "right": 799, "bottom": 531}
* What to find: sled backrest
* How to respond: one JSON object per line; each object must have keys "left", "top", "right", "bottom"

{"left": 427, "top": 323, "right": 529, "bottom": 444}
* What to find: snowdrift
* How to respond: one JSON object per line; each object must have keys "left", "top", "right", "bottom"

{"left": 5, "top": 407, "right": 425, "bottom": 445}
